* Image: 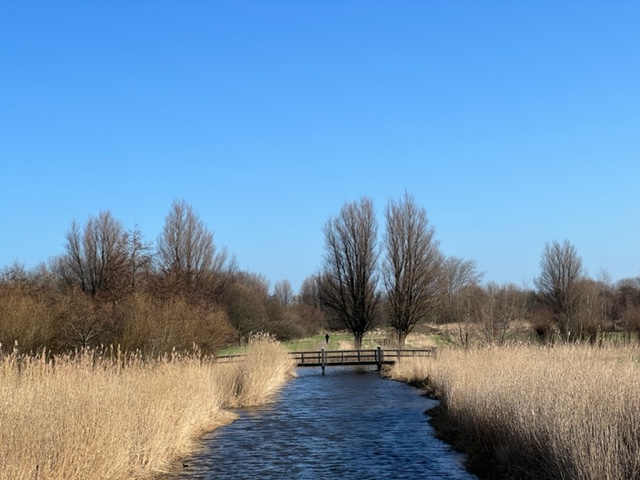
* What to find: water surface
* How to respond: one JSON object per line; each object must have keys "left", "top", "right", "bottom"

{"left": 170, "top": 367, "right": 476, "bottom": 479}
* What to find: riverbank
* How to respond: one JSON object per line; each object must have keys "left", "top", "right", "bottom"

{"left": 0, "top": 338, "right": 295, "bottom": 480}
{"left": 388, "top": 345, "right": 640, "bottom": 480}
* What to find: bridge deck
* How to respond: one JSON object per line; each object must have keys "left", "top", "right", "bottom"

{"left": 291, "top": 348, "right": 434, "bottom": 367}
{"left": 216, "top": 348, "right": 435, "bottom": 373}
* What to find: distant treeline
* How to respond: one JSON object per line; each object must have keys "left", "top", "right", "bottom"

{"left": 314, "top": 195, "right": 640, "bottom": 347}
{"left": 3, "top": 197, "right": 640, "bottom": 354}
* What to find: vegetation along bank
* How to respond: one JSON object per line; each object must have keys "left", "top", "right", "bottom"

{"left": 0, "top": 337, "right": 295, "bottom": 480}
{"left": 388, "top": 345, "right": 640, "bottom": 480}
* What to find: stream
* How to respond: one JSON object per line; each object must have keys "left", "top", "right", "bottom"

{"left": 168, "top": 366, "right": 476, "bottom": 479}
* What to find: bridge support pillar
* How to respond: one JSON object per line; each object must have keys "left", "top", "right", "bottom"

{"left": 321, "top": 347, "right": 326, "bottom": 375}
{"left": 376, "top": 346, "right": 384, "bottom": 371}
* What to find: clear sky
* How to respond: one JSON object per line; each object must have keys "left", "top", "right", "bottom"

{"left": 2, "top": 1, "right": 639, "bottom": 293}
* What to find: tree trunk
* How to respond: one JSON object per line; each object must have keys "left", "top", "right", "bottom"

{"left": 397, "top": 331, "right": 407, "bottom": 348}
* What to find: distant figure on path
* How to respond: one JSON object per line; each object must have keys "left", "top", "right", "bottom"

{"left": 325, "top": 333, "right": 330, "bottom": 344}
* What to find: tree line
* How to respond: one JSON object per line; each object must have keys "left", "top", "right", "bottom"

{"left": 0, "top": 199, "right": 321, "bottom": 355}
{"left": 2, "top": 195, "right": 640, "bottom": 354}
{"left": 315, "top": 194, "right": 640, "bottom": 347}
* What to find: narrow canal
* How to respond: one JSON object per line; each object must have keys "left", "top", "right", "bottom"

{"left": 168, "top": 367, "right": 476, "bottom": 479}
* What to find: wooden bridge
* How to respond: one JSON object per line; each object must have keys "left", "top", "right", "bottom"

{"left": 292, "top": 347, "right": 435, "bottom": 374}
{"left": 217, "top": 347, "right": 435, "bottom": 375}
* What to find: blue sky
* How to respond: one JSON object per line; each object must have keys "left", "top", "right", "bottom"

{"left": 2, "top": 1, "right": 639, "bottom": 292}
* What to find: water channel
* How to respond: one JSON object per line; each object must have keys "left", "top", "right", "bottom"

{"left": 168, "top": 367, "right": 477, "bottom": 479}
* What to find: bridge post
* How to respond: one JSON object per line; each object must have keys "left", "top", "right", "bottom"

{"left": 376, "top": 345, "right": 384, "bottom": 371}
{"left": 321, "top": 347, "right": 326, "bottom": 375}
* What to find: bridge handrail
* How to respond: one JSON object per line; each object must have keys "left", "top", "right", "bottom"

{"left": 290, "top": 348, "right": 434, "bottom": 355}
{"left": 291, "top": 348, "right": 435, "bottom": 362}
{"left": 217, "top": 347, "right": 436, "bottom": 364}
{"left": 215, "top": 354, "right": 247, "bottom": 362}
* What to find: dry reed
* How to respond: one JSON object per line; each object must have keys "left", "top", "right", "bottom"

{"left": 389, "top": 345, "right": 640, "bottom": 480}
{"left": 0, "top": 339, "right": 295, "bottom": 480}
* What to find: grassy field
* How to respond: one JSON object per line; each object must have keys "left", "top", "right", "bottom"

{"left": 0, "top": 338, "right": 295, "bottom": 480}
{"left": 388, "top": 345, "right": 640, "bottom": 480}
{"left": 216, "top": 329, "right": 442, "bottom": 356}
{"left": 216, "top": 332, "right": 378, "bottom": 356}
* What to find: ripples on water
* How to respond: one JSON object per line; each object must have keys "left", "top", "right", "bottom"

{"left": 169, "top": 367, "right": 476, "bottom": 480}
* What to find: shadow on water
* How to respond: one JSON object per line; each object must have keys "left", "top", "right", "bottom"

{"left": 167, "top": 366, "right": 476, "bottom": 480}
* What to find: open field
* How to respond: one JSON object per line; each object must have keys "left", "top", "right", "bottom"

{"left": 0, "top": 338, "right": 295, "bottom": 480}
{"left": 216, "top": 329, "right": 442, "bottom": 357}
{"left": 388, "top": 345, "right": 640, "bottom": 479}
{"left": 216, "top": 331, "right": 387, "bottom": 356}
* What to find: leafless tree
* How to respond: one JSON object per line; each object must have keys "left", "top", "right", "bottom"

{"left": 432, "top": 256, "right": 483, "bottom": 346}
{"left": 0, "top": 261, "right": 29, "bottom": 284}
{"left": 299, "top": 274, "right": 322, "bottom": 309}
{"left": 222, "top": 272, "right": 271, "bottom": 342}
{"left": 534, "top": 240, "right": 583, "bottom": 342}
{"left": 56, "top": 211, "right": 130, "bottom": 298}
{"left": 128, "top": 224, "right": 153, "bottom": 291}
{"left": 478, "top": 282, "right": 529, "bottom": 345}
{"left": 437, "top": 256, "right": 483, "bottom": 324}
{"left": 615, "top": 277, "right": 640, "bottom": 340}
{"left": 156, "top": 199, "right": 233, "bottom": 295}
{"left": 575, "top": 278, "right": 609, "bottom": 344}
{"left": 273, "top": 279, "right": 294, "bottom": 306}
{"left": 382, "top": 192, "right": 443, "bottom": 347}
{"left": 296, "top": 274, "right": 327, "bottom": 332}
{"left": 319, "top": 197, "right": 380, "bottom": 349}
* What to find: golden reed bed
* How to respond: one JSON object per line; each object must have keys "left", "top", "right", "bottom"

{"left": 0, "top": 339, "right": 295, "bottom": 480}
{"left": 389, "top": 345, "right": 640, "bottom": 480}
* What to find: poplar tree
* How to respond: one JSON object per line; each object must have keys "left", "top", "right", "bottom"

{"left": 382, "top": 192, "right": 442, "bottom": 347}
{"left": 319, "top": 197, "right": 380, "bottom": 349}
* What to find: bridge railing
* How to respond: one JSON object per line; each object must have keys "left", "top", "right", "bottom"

{"left": 382, "top": 348, "right": 436, "bottom": 359}
{"left": 215, "top": 347, "right": 436, "bottom": 369}
{"left": 293, "top": 349, "right": 382, "bottom": 365}
{"left": 215, "top": 354, "right": 247, "bottom": 363}
{"left": 291, "top": 347, "right": 435, "bottom": 367}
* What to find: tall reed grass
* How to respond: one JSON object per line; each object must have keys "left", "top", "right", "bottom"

{"left": 0, "top": 338, "right": 295, "bottom": 480}
{"left": 389, "top": 345, "right": 640, "bottom": 480}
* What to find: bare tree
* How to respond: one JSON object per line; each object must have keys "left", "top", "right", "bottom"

{"left": 222, "top": 272, "right": 271, "bottom": 343}
{"left": 299, "top": 274, "right": 322, "bottom": 309}
{"left": 273, "top": 279, "right": 294, "bottom": 306}
{"left": 437, "top": 256, "right": 483, "bottom": 324}
{"left": 319, "top": 197, "right": 380, "bottom": 349}
{"left": 534, "top": 240, "right": 583, "bottom": 342}
{"left": 576, "top": 278, "right": 608, "bottom": 344}
{"left": 156, "top": 199, "right": 233, "bottom": 295}
{"left": 478, "top": 282, "right": 528, "bottom": 345}
{"left": 382, "top": 192, "right": 442, "bottom": 347}
{"left": 296, "top": 274, "right": 327, "bottom": 333}
{"left": 434, "top": 256, "right": 483, "bottom": 346}
{"left": 56, "top": 211, "right": 129, "bottom": 298}
{"left": 615, "top": 277, "right": 640, "bottom": 340}
{"left": 128, "top": 224, "right": 153, "bottom": 291}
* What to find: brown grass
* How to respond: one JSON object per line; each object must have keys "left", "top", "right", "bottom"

{"left": 389, "top": 345, "right": 640, "bottom": 480}
{"left": 0, "top": 338, "right": 295, "bottom": 480}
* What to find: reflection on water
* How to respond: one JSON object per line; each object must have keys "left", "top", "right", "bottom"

{"left": 168, "top": 367, "right": 476, "bottom": 479}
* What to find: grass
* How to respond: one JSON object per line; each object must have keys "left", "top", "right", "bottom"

{"left": 388, "top": 345, "right": 640, "bottom": 479}
{"left": 215, "top": 333, "right": 357, "bottom": 356}
{"left": 216, "top": 329, "right": 434, "bottom": 356}
{"left": 0, "top": 338, "right": 295, "bottom": 480}
{"left": 283, "top": 332, "right": 389, "bottom": 351}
